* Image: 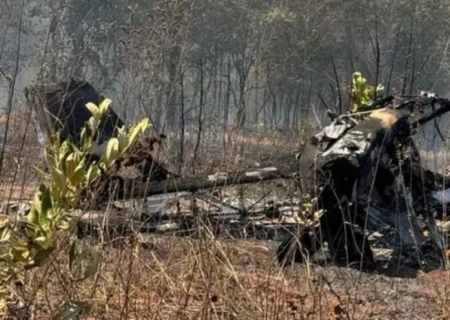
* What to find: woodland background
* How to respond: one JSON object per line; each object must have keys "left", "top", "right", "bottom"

{"left": 1, "top": 0, "right": 450, "bottom": 170}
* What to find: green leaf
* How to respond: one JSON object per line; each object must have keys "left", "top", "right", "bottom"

{"left": 70, "top": 161, "right": 86, "bottom": 186}
{"left": 117, "top": 126, "right": 128, "bottom": 152}
{"left": 52, "top": 168, "right": 67, "bottom": 192}
{"left": 0, "top": 227, "right": 11, "bottom": 242}
{"left": 127, "top": 118, "right": 150, "bottom": 149}
{"left": 49, "top": 133, "right": 61, "bottom": 149}
{"left": 85, "top": 102, "right": 101, "bottom": 121}
{"left": 58, "top": 220, "right": 71, "bottom": 231}
{"left": 34, "top": 236, "right": 53, "bottom": 250}
{"left": 313, "top": 209, "right": 324, "bottom": 221}
{"left": 0, "top": 296, "right": 7, "bottom": 315}
{"left": 28, "top": 204, "right": 40, "bottom": 226}
{"left": 350, "top": 71, "right": 384, "bottom": 113}
{"left": 0, "top": 219, "right": 8, "bottom": 229}
{"left": 85, "top": 165, "right": 100, "bottom": 186}
{"left": 98, "top": 98, "right": 112, "bottom": 114}
{"left": 28, "top": 186, "right": 45, "bottom": 225}
{"left": 25, "top": 245, "right": 55, "bottom": 269}
{"left": 87, "top": 117, "right": 98, "bottom": 134}
{"left": 103, "top": 138, "right": 120, "bottom": 168}
{"left": 60, "top": 139, "right": 73, "bottom": 156}
{"left": 34, "top": 165, "right": 50, "bottom": 180}
{"left": 11, "top": 245, "right": 32, "bottom": 264}
{"left": 40, "top": 187, "right": 53, "bottom": 217}
{"left": 64, "top": 153, "right": 76, "bottom": 179}
{"left": 80, "top": 128, "right": 93, "bottom": 152}
{"left": 376, "top": 83, "right": 385, "bottom": 97}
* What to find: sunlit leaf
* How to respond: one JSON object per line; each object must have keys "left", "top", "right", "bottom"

{"left": 0, "top": 94, "right": 151, "bottom": 311}
{"left": 25, "top": 245, "right": 55, "bottom": 269}
{"left": 85, "top": 102, "right": 101, "bottom": 121}
{"left": 117, "top": 126, "right": 128, "bottom": 152}
{"left": 127, "top": 118, "right": 150, "bottom": 149}
{"left": 49, "top": 133, "right": 61, "bottom": 149}
{"left": 313, "top": 209, "right": 324, "bottom": 221}
{"left": 87, "top": 117, "right": 99, "bottom": 137}
{"left": 0, "top": 219, "right": 8, "bottom": 229}
{"left": 70, "top": 161, "right": 86, "bottom": 186}
{"left": 11, "top": 245, "right": 31, "bottom": 264}
{"left": 58, "top": 220, "right": 71, "bottom": 231}
{"left": 64, "top": 153, "right": 76, "bottom": 179}
{"left": 98, "top": 98, "right": 112, "bottom": 114}
{"left": 52, "top": 168, "right": 66, "bottom": 192}
{"left": 28, "top": 186, "right": 45, "bottom": 225}
{"left": 85, "top": 165, "right": 100, "bottom": 185}
{"left": 0, "top": 227, "right": 11, "bottom": 242}
{"left": 0, "top": 294, "right": 7, "bottom": 316}
{"left": 103, "top": 138, "right": 120, "bottom": 168}
{"left": 350, "top": 71, "right": 384, "bottom": 115}
{"left": 34, "top": 236, "right": 53, "bottom": 250}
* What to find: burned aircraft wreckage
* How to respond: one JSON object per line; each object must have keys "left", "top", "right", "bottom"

{"left": 279, "top": 93, "right": 450, "bottom": 270}
{"left": 24, "top": 78, "right": 450, "bottom": 272}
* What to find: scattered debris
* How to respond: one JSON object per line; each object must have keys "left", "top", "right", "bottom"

{"left": 14, "top": 78, "right": 450, "bottom": 276}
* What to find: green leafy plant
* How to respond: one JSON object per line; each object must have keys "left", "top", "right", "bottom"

{"left": 252, "top": 122, "right": 265, "bottom": 135}
{"left": 294, "top": 193, "right": 324, "bottom": 228}
{"left": 350, "top": 71, "right": 384, "bottom": 113}
{"left": 261, "top": 6, "right": 296, "bottom": 24}
{"left": 0, "top": 97, "right": 151, "bottom": 317}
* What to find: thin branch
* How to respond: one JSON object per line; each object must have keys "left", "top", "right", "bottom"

{"left": 330, "top": 55, "right": 342, "bottom": 114}
{"left": 386, "top": 31, "right": 399, "bottom": 95}
{"left": 0, "top": 0, "right": 25, "bottom": 175}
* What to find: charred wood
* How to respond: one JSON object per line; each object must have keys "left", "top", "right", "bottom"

{"left": 85, "top": 167, "right": 294, "bottom": 204}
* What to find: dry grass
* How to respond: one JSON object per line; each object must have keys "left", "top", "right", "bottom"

{"left": 15, "top": 232, "right": 450, "bottom": 319}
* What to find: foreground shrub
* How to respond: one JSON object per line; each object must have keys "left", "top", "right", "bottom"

{"left": 0, "top": 96, "right": 151, "bottom": 318}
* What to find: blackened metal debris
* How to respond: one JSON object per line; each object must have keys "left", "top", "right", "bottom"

{"left": 280, "top": 95, "right": 450, "bottom": 271}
